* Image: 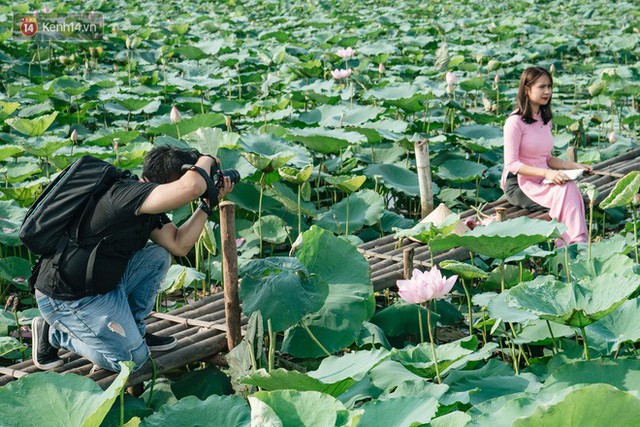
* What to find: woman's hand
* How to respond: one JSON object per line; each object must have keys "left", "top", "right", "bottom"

{"left": 564, "top": 160, "right": 593, "bottom": 173}
{"left": 545, "top": 169, "right": 570, "bottom": 185}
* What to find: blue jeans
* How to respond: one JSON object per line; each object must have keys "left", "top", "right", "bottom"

{"left": 36, "top": 243, "right": 171, "bottom": 372}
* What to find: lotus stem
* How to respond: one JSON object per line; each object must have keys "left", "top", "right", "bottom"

{"left": 588, "top": 201, "right": 593, "bottom": 260}
{"left": 301, "top": 319, "right": 331, "bottom": 357}
{"left": 247, "top": 336, "right": 258, "bottom": 372}
{"left": 632, "top": 205, "right": 638, "bottom": 264}
{"left": 508, "top": 323, "right": 520, "bottom": 374}
{"left": 258, "top": 172, "right": 266, "bottom": 258}
{"left": 120, "top": 385, "right": 125, "bottom": 427}
{"left": 545, "top": 320, "right": 558, "bottom": 355}
{"left": 562, "top": 238, "right": 572, "bottom": 285}
{"left": 461, "top": 279, "right": 473, "bottom": 337}
{"left": 297, "top": 183, "right": 302, "bottom": 237}
{"left": 345, "top": 197, "right": 350, "bottom": 235}
{"left": 580, "top": 326, "right": 591, "bottom": 360}
{"left": 268, "top": 319, "right": 275, "bottom": 373}
{"left": 426, "top": 302, "right": 441, "bottom": 384}
{"left": 148, "top": 355, "right": 157, "bottom": 404}
{"left": 499, "top": 261, "right": 505, "bottom": 292}
{"left": 417, "top": 307, "right": 424, "bottom": 344}
{"left": 175, "top": 124, "right": 181, "bottom": 140}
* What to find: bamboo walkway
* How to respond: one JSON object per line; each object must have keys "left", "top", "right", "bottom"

{"left": 0, "top": 148, "right": 638, "bottom": 388}
{"left": 360, "top": 147, "right": 640, "bottom": 291}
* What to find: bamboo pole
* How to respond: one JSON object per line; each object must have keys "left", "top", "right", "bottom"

{"left": 415, "top": 139, "right": 434, "bottom": 218}
{"left": 495, "top": 207, "right": 507, "bottom": 222}
{"left": 566, "top": 146, "right": 577, "bottom": 163}
{"left": 219, "top": 201, "right": 242, "bottom": 351}
{"left": 403, "top": 248, "right": 415, "bottom": 279}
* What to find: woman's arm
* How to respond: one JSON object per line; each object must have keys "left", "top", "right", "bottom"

{"left": 547, "top": 157, "right": 593, "bottom": 172}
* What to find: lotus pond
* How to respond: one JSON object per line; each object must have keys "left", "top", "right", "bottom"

{"left": 0, "top": 0, "right": 639, "bottom": 426}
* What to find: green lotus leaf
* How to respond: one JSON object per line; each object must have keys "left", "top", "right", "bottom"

{"left": 514, "top": 384, "right": 640, "bottom": 427}
{"left": 84, "top": 130, "right": 140, "bottom": 148}
{"left": 140, "top": 395, "right": 250, "bottom": 427}
{"left": 436, "top": 160, "right": 487, "bottom": 183}
{"left": 6, "top": 112, "right": 58, "bottom": 136}
{"left": 358, "top": 396, "right": 438, "bottom": 427}
{"left": 364, "top": 83, "right": 420, "bottom": 101}
{"left": 513, "top": 319, "right": 575, "bottom": 345}
{"left": 286, "top": 127, "right": 365, "bottom": 153}
{"left": 429, "top": 411, "right": 472, "bottom": 427}
{"left": 393, "top": 214, "right": 459, "bottom": 243}
{"left": 439, "top": 260, "right": 489, "bottom": 280}
{"left": 569, "top": 253, "right": 635, "bottom": 282}
{"left": 586, "top": 298, "right": 640, "bottom": 354}
{"left": 460, "top": 77, "right": 488, "bottom": 92}
{"left": 429, "top": 217, "right": 566, "bottom": 260}
{"left": 5, "top": 162, "right": 41, "bottom": 183}
{"left": 240, "top": 256, "right": 329, "bottom": 332}
{"left": 268, "top": 182, "right": 318, "bottom": 217}
{"left": 363, "top": 164, "right": 420, "bottom": 196}
{"left": 240, "top": 134, "right": 306, "bottom": 172}
{"left": 325, "top": 175, "right": 366, "bottom": 193}
{"left": 0, "top": 200, "right": 27, "bottom": 246}
{"left": 51, "top": 77, "right": 90, "bottom": 96}
{"left": 506, "top": 273, "right": 640, "bottom": 328}
{"left": 455, "top": 124, "right": 502, "bottom": 140}
{"left": 279, "top": 165, "right": 314, "bottom": 184}
{"left": 160, "top": 265, "right": 205, "bottom": 293}
{"left": 0, "top": 257, "right": 32, "bottom": 291}
{"left": 314, "top": 189, "right": 385, "bottom": 234}
{"left": 298, "top": 104, "right": 385, "bottom": 127}
{"left": 253, "top": 215, "right": 289, "bottom": 244}
{"left": 21, "top": 136, "right": 68, "bottom": 158}
{"left": 0, "top": 361, "right": 133, "bottom": 427}
{"left": 147, "top": 112, "right": 226, "bottom": 138}
{"left": 488, "top": 291, "right": 539, "bottom": 323}
{"left": 282, "top": 226, "right": 374, "bottom": 357}
{"left": 0, "top": 145, "right": 25, "bottom": 161}
{"left": 599, "top": 171, "right": 640, "bottom": 209}
{"left": 182, "top": 127, "right": 240, "bottom": 157}
{"left": 0, "top": 101, "right": 20, "bottom": 121}
{"left": 241, "top": 368, "right": 354, "bottom": 397}
{"left": 370, "top": 302, "right": 439, "bottom": 338}
{"left": 249, "top": 390, "right": 353, "bottom": 427}
{"left": 0, "top": 336, "right": 25, "bottom": 357}
{"left": 543, "top": 359, "right": 640, "bottom": 395}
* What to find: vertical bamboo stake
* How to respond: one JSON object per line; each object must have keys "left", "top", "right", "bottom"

{"left": 220, "top": 201, "right": 242, "bottom": 351}
{"left": 495, "top": 207, "right": 507, "bottom": 222}
{"left": 403, "top": 248, "right": 415, "bottom": 279}
{"left": 415, "top": 139, "right": 434, "bottom": 218}
{"left": 566, "top": 146, "right": 577, "bottom": 164}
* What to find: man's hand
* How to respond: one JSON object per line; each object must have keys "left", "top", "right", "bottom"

{"left": 218, "top": 175, "right": 234, "bottom": 200}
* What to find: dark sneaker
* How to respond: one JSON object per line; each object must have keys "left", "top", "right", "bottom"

{"left": 31, "top": 317, "right": 64, "bottom": 370}
{"left": 144, "top": 333, "right": 177, "bottom": 351}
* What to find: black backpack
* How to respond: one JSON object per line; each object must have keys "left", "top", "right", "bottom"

{"left": 20, "top": 156, "right": 130, "bottom": 296}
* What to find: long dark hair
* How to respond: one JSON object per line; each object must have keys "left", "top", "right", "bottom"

{"left": 514, "top": 66, "right": 553, "bottom": 125}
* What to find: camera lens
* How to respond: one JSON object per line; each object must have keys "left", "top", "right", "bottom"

{"left": 222, "top": 169, "right": 241, "bottom": 185}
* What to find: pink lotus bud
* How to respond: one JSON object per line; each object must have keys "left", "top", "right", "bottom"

{"left": 331, "top": 68, "right": 351, "bottom": 80}
{"left": 336, "top": 47, "right": 355, "bottom": 59}
{"left": 43, "top": 6, "right": 50, "bottom": 13}
{"left": 88, "top": 11, "right": 95, "bottom": 20}
{"left": 378, "top": 63, "right": 385, "bottom": 74}
{"left": 70, "top": 129, "right": 78, "bottom": 142}
{"left": 113, "top": 138, "right": 120, "bottom": 150}
{"left": 446, "top": 83, "right": 454, "bottom": 94}
{"left": 494, "top": 74, "right": 500, "bottom": 85}
{"left": 608, "top": 132, "right": 616, "bottom": 144}
{"left": 550, "top": 64, "right": 556, "bottom": 74}
{"left": 445, "top": 72, "right": 457, "bottom": 85}
{"left": 170, "top": 106, "right": 181, "bottom": 124}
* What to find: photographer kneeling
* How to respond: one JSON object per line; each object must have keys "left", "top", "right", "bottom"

{"left": 31, "top": 146, "right": 235, "bottom": 372}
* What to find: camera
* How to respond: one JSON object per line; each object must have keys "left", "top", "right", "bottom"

{"left": 181, "top": 157, "right": 240, "bottom": 209}
{"left": 211, "top": 162, "right": 241, "bottom": 189}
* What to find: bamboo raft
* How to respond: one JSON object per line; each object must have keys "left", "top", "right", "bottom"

{"left": 0, "top": 149, "right": 638, "bottom": 388}
{"left": 360, "top": 147, "right": 640, "bottom": 291}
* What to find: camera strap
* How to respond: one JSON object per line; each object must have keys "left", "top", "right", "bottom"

{"left": 181, "top": 164, "right": 218, "bottom": 205}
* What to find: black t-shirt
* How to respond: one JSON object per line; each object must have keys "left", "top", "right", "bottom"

{"left": 35, "top": 177, "right": 172, "bottom": 299}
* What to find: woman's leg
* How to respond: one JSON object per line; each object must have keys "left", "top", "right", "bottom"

{"left": 548, "top": 182, "right": 588, "bottom": 245}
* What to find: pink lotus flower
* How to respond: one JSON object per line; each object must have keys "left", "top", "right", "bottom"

{"left": 397, "top": 267, "right": 457, "bottom": 304}
{"left": 170, "top": 106, "right": 181, "bottom": 124}
{"left": 331, "top": 68, "right": 352, "bottom": 80}
{"left": 608, "top": 132, "right": 616, "bottom": 144}
{"left": 378, "top": 63, "right": 385, "bottom": 74}
{"left": 445, "top": 72, "right": 457, "bottom": 85}
{"left": 336, "top": 47, "right": 355, "bottom": 59}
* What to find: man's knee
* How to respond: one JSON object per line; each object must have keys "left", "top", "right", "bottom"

{"left": 103, "top": 338, "right": 149, "bottom": 372}
{"left": 145, "top": 244, "right": 171, "bottom": 273}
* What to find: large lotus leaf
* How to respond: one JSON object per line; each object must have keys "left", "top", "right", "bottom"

{"left": 586, "top": 298, "right": 640, "bottom": 353}
{"left": 436, "top": 160, "right": 487, "bottom": 183}
{"left": 514, "top": 384, "right": 640, "bottom": 427}
{"left": 439, "top": 260, "right": 489, "bottom": 280}
{"left": 569, "top": 253, "right": 635, "bottom": 281}
{"left": 381, "top": 379, "right": 448, "bottom": 401}
{"left": 0, "top": 361, "right": 133, "bottom": 427}
{"left": 6, "top": 112, "right": 58, "bottom": 136}
{"left": 240, "top": 134, "right": 304, "bottom": 171}
{"left": 51, "top": 77, "right": 91, "bottom": 96}
{"left": 543, "top": 359, "right": 640, "bottom": 395}
{"left": 506, "top": 273, "right": 640, "bottom": 328}
{"left": 226, "top": 312, "right": 266, "bottom": 394}
{"left": 309, "top": 348, "right": 390, "bottom": 384}
{"left": 170, "top": 366, "right": 232, "bottom": 401}
{"left": 249, "top": 390, "right": 353, "bottom": 427}
{"left": 599, "top": 171, "right": 640, "bottom": 209}
{"left": 314, "top": 189, "right": 385, "bottom": 234}
{"left": 454, "top": 124, "right": 503, "bottom": 152}
{"left": 253, "top": 215, "right": 289, "bottom": 244}
{"left": 182, "top": 127, "right": 240, "bottom": 157}
{"left": 443, "top": 359, "right": 542, "bottom": 406}
{"left": 241, "top": 368, "right": 354, "bottom": 397}
{"left": 286, "top": 127, "right": 366, "bottom": 153}
{"left": 267, "top": 182, "right": 318, "bottom": 217}
{"left": 370, "top": 302, "right": 439, "bottom": 338}
{"left": 5, "top": 161, "right": 41, "bottom": 183}
{"left": 298, "top": 104, "right": 385, "bottom": 127}
{"left": 239, "top": 257, "right": 329, "bottom": 332}
{"left": 147, "top": 112, "right": 226, "bottom": 138}
{"left": 279, "top": 164, "right": 314, "bottom": 184}
{"left": 488, "top": 291, "right": 538, "bottom": 323}
{"left": 282, "top": 226, "right": 374, "bottom": 357}
{"left": 0, "top": 336, "right": 25, "bottom": 357}
{"left": 21, "top": 136, "right": 68, "bottom": 158}
{"left": 363, "top": 164, "right": 420, "bottom": 196}
{"left": 0, "top": 145, "right": 25, "bottom": 161}
{"left": 513, "top": 318, "right": 575, "bottom": 345}
{"left": 160, "top": 265, "right": 205, "bottom": 293}
{"left": 140, "top": 395, "right": 250, "bottom": 427}
{"left": 429, "top": 217, "right": 566, "bottom": 260}
{"left": 0, "top": 200, "right": 27, "bottom": 246}
{"left": 325, "top": 175, "right": 366, "bottom": 193}
{"left": 393, "top": 214, "right": 459, "bottom": 243}
{"left": 0, "top": 257, "right": 32, "bottom": 291}
{"left": 358, "top": 396, "right": 438, "bottom": 426}
{"left": 429, "top": 411, "right": 472, "bottom": 427}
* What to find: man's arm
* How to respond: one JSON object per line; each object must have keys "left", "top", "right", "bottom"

{"left": 137, "top": 156, "right": 215, "bottom": 215}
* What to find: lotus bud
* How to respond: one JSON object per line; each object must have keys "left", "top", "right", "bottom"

{"left": 89, "top": 47, "right": 96, "bottom": 57}
{"left": 446, "top": 83, "right": 454, "bottom": 94}
{"left": 608, "top": 131, "right": 616, "bottom": 144}
{"left": 125, "top": 36, "right": 132, "bottom": 49}
{"left": 487, "top": 59, "right": 499, "bottom": 70}
{"left": 494, "top": 74, "right": 500, "bottom": 85}
{"left": 70, "top": 129, "right": 78, "bottom": 143}
{"left": 113, "top": 138, "right": 120, "bottom": 150}
{"left": 59, "top": 55, "right": 67, "bottom": 65}
{"left": 170, "top": 106, "right": 181, "bottom": 124}
{"left": 84, "top": 59, "right": 90, "bottom": 71}
{"left": 225, "top": 116, "right": 232, "bottom": 131}
{"left": 445, "top": 72, "right": 457, "bottom": 85}
{"left": 378, "top": 63, "right": 385, "bottom": 74}
{"left": 550, "top": 63, "right": 556, "bottom": 75}
{"left": 475, "top": 53, "right": 484, "bottom": 63}
{"left": 633, "top": 194, "right": 640, "bottom": 207}
{"left": 482, "top": 96, "right": 492, "bottom": 112}
{"left": 130, "top": 36, "right": 140, "bottom": 49}
{"left": 113, "top": 64, "right": 119, "bottom": 71}
{"left": 88, "top": 11, "right": 95, "bottom": 20}
{"left": 43, "top": 6, "right": 50, "bottom": 13}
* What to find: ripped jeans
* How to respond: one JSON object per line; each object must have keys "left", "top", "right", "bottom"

{"left": 35, "top": 243, "right": 171, "bottom": 372}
